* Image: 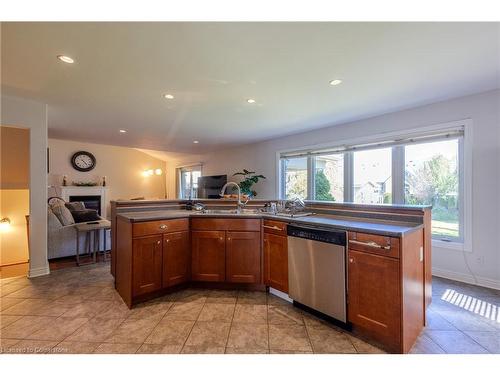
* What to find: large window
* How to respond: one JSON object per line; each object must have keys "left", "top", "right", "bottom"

{"left": 282, "top": 157, "right": 308, "bottom": 200}
{"left": 405, "top": 139, "right": 460, "bottom": 239}
{"left": 353, "top": 148, "right": 392, "bottom": 204}
{"left": 279, "top": 125, "right": 466, "bottom": 243}
{"left": 314, "top": 154, "right": 344, "bottom": 202}
{"left": 178, "top": 165, "right": 202, "bottom": 199}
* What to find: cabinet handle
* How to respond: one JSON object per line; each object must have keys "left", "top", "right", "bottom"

{"left": 219, "top": 237, "right": 223, "bottom": 241}
{"left": 349, "top": 258, "right": 354, "bottom": 263}
{"left": 349, "top": 239, "right": 391, "bottom": 250}
{"left": 159, "top": 224, "right": 167, "bottom": 230}
{"left": 157, "top": 240, "right": 161, "bottom": 245}
{"left": 166, "top": 239, "right": 170, "bottom": 243}
{"left": 263, "top": 225, "right": 283, "bottom": 231}
{"left": 227, "top": 237, "right": 231, "bottom": 241}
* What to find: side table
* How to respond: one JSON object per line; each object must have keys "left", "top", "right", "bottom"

{"left": 75, "top": 219, "right": 111, "bottom": 266}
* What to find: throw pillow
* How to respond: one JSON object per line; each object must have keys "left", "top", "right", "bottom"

{"left": 65, "top": 201, "right": 86, "bottom": 212}
{"left": 50, "top": 201, "right": 75, "bottom": 226}
{"left": 71, "top": 209, "right": 101, "bottom": 223}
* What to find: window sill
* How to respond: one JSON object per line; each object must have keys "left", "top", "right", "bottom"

{"left": 432, "top": 239, "right": 469, "bottom": 252}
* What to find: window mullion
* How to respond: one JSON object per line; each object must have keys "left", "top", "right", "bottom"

{"left": 307, "top": 156, "right": 315, "bottom": 200}
{"left": 392, "top": 146, "right": 405, "bottom": 204}
{"left": 344, "top": 152, "right": 353, "bottom": 202}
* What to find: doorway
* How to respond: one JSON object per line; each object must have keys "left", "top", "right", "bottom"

{"left": 0, "top": 125, "right": 30, "bottom": 279}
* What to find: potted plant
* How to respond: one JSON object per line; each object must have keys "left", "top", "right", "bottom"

{"left": 232, "top": 169, "right": 266, "bottom": 198}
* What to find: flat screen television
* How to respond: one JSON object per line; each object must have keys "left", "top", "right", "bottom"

{"left": 197, "top": 175, "right": 227, "bottom": 199}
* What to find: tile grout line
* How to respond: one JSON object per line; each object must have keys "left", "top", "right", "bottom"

{"left": 223, "top": 292, "right": 237, "bottom": 354}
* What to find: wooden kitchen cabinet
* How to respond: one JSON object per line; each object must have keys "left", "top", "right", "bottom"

{"left": 347, "top": 249, "right": 401, "bottom": 351}
{"left": 191, "top": 230, "right": 226, "bottom": 282}
{"left": 264, "top": 232, "right": 288, "bottom": 293}
{"left": 163, "top": 231, "right": 190, "bottom": 287}
{"left": 132, "top": 235, "right": 163, "bottom": 296}
{"left": 226, "top": 231, "right": 261, "bottom": 283}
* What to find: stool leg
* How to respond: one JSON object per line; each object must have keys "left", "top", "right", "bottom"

{"left": 93, "top": 230, "right": 97, "bottom": 263}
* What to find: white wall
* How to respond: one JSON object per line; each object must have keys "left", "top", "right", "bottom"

{"left": 48, "top": 139, "right": 167, "bottom": 218}
{"left": 172, "top": 89, "right": 500, "bottom": 289}
{"left": 1, "top": 95, "right": 49, "bottom": 277}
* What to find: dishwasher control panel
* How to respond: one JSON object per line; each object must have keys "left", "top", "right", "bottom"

{"left": 287, "top": 224, "right": 346, "bottom": 246}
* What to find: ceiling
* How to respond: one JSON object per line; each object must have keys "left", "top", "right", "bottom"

{"left": 1, "top": 22, "right": 499, "bottom": 154}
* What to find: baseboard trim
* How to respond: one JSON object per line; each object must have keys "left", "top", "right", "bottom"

{"left": 28, "top": 265, "right": 50, "bottom": 278}
{"left": 269, "top": 287, "right": 293, "bottom": 303}
{"left": 432, "top": 267, "right": 500, "bottom": 291}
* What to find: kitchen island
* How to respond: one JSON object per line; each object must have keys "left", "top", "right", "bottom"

{"left": 111, "top": 199, "right": 431, "bottom": 353}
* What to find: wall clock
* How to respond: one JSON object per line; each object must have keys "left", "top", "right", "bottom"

{"left": 71, "top": 151, "right": 96, "bottom": 172}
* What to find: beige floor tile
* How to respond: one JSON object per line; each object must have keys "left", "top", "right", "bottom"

{"left": 205, "top": 290, "right": 238, "bottom": 304}
{"left": 233, "top": 304, "right": 267, "bottom": 324}
{"left": 267, "top": 294, "right": 293, "bottom": 306}
{"left": 237, "top": 291, "right": 267, "bottom": 305}
{"left": 137, "top": 344, "right": 182, "bottom": 354}
{"left": 306, "top": 325, "right": 357, "bottom": 353}
{"left": 185, "top": 321, "right": 230, "bottom": 347}
{"left": 94, "top": 343, "right": 141, "bottom": 354}
{"left": 270, "top": 349, "right": 313, "bottom": 354}
{"left": 1, "top": 298, "right": 54, "bottom": 316}
{"left": 7, "top": 339, "right": 59, "bottom": 354}
{"left": 105, "top": 319, "right": 159, "bottom": 344}
{"left": 268, "top": 305, "right": 304, "bottom": 325}
{"left": 182, "top": 345, "right": 225, "bottom": 354}
{"left": 269, "top": 324, "right": 312, "bottom": 351}
{"left": 60, "top": 300, "right": 112, "bottom": 319}
{"left": 0, "top": 314, "right": 22, "bottom": 329}
{"left": 136, "top": 343, "right": 183, "bottom": 353}
{"left": 302, "top": 312, "right": 340, "bottom": 330}
{"left": 0, "top": 316, "right": 55, "bottom": 339}
{"left": 65, "top": 317, "right": 124, "bottom": 342}
{"left": 0, "top": 338, "right": 21, "bottom": 350}
{"left": 227, "top": 323, "right": 269, "bottom": 350}
{"left": 198, "top": 303, "right": 235, "bottom": 322}
{"left": 225, "top": 347, "right": 269, "bottom": 354}
{"left": 127, "top": 300, "right": 172, "bottom": 322}
{"left": 163, "top": 302, "right": 204, "bottom": 321}
{"left": 0, "top": 297, "right": 25, "bottom": 311}
{"left": 348, "top": 336, "right": 386, "bottom": 354}
{"left": 173, "top": 289, "right": 208, "bottom": 303}
{"left": 409, "top": 333, "right": 445, "bottom": 354}
{"left": 145, "top": 319, "right": 194, "bottom": 345}
{"left": 53, "top": 340, "right": 100, "bottom": 354}
{"left": 28, "top": 317, "right": 89, "bottom": 341}
{"left": 463, "top": 331, "right": 500, "bottom": 354}
{"left": 424, "top": 330, "right": 489, "bottom": 354}
{"left": 98, "top": 300, "right": 132, "bottom": 319}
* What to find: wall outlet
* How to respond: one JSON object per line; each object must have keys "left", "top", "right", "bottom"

{"left": 476, "top": 256, "right": 485, "bottom": 266}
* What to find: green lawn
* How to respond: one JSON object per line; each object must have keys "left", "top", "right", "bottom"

{"left": 432, "top": 219, "right": 459, "bottom": 238}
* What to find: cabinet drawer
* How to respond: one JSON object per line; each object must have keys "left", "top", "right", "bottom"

{"left": 191, "top": 218, "right": 261, "bottom": 232}
{"left": 348, "top": 231, "right": 400, "bottom": 259}
{"left": 263, "top": 219, "right": 287, "bottom": 236}
{"left": 133, "top": 218, "right": 189, "bottom": 237}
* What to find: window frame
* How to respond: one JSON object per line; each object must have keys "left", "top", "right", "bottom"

{"left": 277, "top": 119, "right": 472, "bottom": 251}
{"left": 177, "top": 164, "right": 203, "bottom": 199}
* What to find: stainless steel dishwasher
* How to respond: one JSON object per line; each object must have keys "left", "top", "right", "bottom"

{"left": 287, "top": 224, "right": 347, "bottom": 323}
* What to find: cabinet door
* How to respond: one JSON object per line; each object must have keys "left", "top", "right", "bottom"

{"left": 163, "top": 231, "right": 190, "bottom": 288}
{"left": 132, "top": 235, "right": 163, "bottom": 296}
{"left": 348, "top": 249, "right": 401, "bottom": 351}
{"left": 226, "top": 231, "right": 261, "bottom": 283}
{"left": 191, "top": 230, "right": 226, "bottom": 282}
{"left": 264, "top": 233, "right": 288, "bottom": 293}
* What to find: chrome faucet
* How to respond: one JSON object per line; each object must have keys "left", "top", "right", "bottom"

{"left": 220, "top": 182, "right": 249, "bottom": 211}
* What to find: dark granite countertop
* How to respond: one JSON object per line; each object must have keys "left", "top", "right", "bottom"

{"left": 117, "top": 210, "right": 422, "bottom": 237}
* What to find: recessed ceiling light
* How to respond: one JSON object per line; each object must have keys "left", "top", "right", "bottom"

{"left": 119, "top": 129, "right": 127, "bottom": 133}
{"left": 57, "top": 55, "right": 74, "bottom": 64}
{"left": 329, "top": 79, "right": 342, "bottom": 86}
{"left": 164, "top": 94, "right": 174, "bottom": 99}
{"left": 247, "top": 98, "right": 256, "bottom": 104}
{"left": 193, "top": 140, "right": 199, "bottom": 144}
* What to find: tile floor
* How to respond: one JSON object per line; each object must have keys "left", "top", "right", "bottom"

{"left": 0, "top": 263, "right": 498, "bottom": 354}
